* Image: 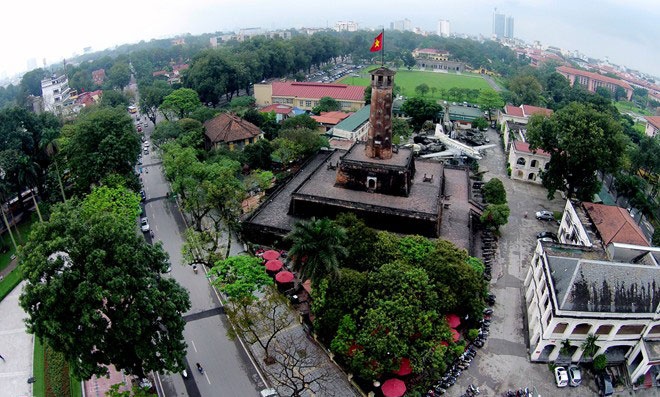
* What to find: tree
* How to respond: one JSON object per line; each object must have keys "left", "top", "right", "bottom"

{"left": 364, "top": 85, "right": 372, "bottom": 104}
{"left": 471, "top": 117, "right": 489, "bottom": 130}
{"left": 107, "top": 62, "right": 131, "bottom": 90}
{"left": 275, "top": 128, "right": 328, "bottom": 162}
{"left": 139, "top": 80, "right": 173, "bottom": 126}
{"left": 482, "top": 178, "right": 507, "bottom": 204}
{"left": 286, "top": 217, "right": 347, "bottom": 286}
{"left": 595, "top": 87, "right": 612, "bottom": 100}
{"left": 160, "top": 88, "right": 202, "bottom": 120}
{"left": 507, "top": 74, "right": 543, "bottom": 106}
{"left": 19, "top": 194, "right": 191, "bottom": 380}
{"left": 559, "top": 339, "right": 572, "bottom": 356}
{"left": 280, "top": 114, "right": 319, "bottom": 131}
{"left": 20, "top": 68, "right": 46, "bottom": 97}
{"left": 478, "top": 90, "right": 504, "bottom": 121}
{"left": 311, "top": 96, "right": 341, "bottom": 114}
{"left": 415, "top": 83, "right": 430, "bottom": 97}
{"left": 230, "top": 96, "right": 256, "bottom": 109}
{"left": 210, "top": 255, "right": 273, "bottom": 301}
{"left": 265, "top": 333, "right": 336, "bottom": 397}
{"left": 527, "top": 102, "right": 626, "bottom": 200}
{"left": 401, "top": 97, "right": 441, "bottom": 130}
{"left": 580, "top": 333, "right": 600, "bottom": 361}
{"left": 593, "top": 354, "right": 607, "bottom": 372}
{"left": 401, "top": 51, "right": 416, "bottom": 70}
{"left": 99, "top": 90, "right": 129, "bottom": 109}
{"left": 391, "top": 118, "right": 413, "bottom": 145}
{"left": 242, "top": 139, "right": 273, "bottom": 170}
{"left": 62, "top": 107, "right": 140, "bottom": 194}
{"left": 480, "top": 204, "right": 510, "bottom": 231}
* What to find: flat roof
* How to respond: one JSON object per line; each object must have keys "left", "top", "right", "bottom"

{"left": 340, "top": 142, "right": 412, "bottom": 168}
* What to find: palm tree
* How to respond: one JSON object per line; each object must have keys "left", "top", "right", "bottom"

{"left": 40, "top": 128, "right": 67, "bottom": 203}
{"left": 580, "top": 333, "right": 600, "bottom": 361}
{"left": 286, "top": 218, "right": 347, "bottom": 286}
{"left": 17, "top": 156, "right": 43, "bottom": 222}
{"left": 560, "top": 339, "right": 572, "bottom": 356}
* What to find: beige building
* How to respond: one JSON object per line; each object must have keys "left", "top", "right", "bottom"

{"left": 644, "top": 116, "right": 660, "bottom": 138}
{"left": 525, "top": 200, "right": 659, "bottom": 386}
{"left": 254, "top": 81, "right": 365, "bottom": 112}
{"left": 507, "top": 141, "right": 550, "bottom": 185}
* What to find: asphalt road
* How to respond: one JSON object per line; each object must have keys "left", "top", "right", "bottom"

{"left": 136, "top": 105, "right": 267, "bottom": 397}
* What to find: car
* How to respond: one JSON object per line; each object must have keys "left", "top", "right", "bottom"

{"left": 143, "top": 141, "right": 150, "bottom": 148}
{"left": 536, "top": 231, "right": 558, "bottom": 240}
{"left": 598, "top": 373, "right": 614, "bottom": 396}
{"left": 536, "top": 210, "right": 554, "bottom": 221}
{"left": 143, "top": 148, "right": 149, "bottom": 155}
{"left": 568, "top": 365, "right": 582, "bottom": 387}
{"left": 140, "top": 217, "right": 150, "bottom": 232}
{"left": 260, "top": 389, "right": 279, "bottom": 397}
{"left": 554, "top": 366, "right": 569, "bottom": 387}
{"left": 140, "top": 190, "right": 146, "bottom": 202}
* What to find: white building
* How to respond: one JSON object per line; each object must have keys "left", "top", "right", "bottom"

{"left": 335, "top": 21, "right": 358, "bottom": 32}
{"left": 437, "top": 20, "right": 450, "bottom": 37}
{"left": 41, "top": 74, "right": 72, "bottom": 115}
{"left": 525, "top": 200, "right": 659, "bottom": 386}
{"left": 508, "top": 141, "right": 550, "bottom": 185}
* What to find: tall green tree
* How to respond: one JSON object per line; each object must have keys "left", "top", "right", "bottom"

{"left": 286, "top": 218, "right": 347, "bottom": 286}
{"left": 480, "top": 204, "right": 510, "bottom": 231}
{"left": 107, "top": 62, "right": 131, "bottom": 90}
{"left": 160, "top": 88, "right": 202, "bottom": 120}
{"left": 139, "top": 80, "right": 173, "bottom": 126}
{"left": 20, "top": 68, "right": 47, "bottom": 97}
{"left": 401, "top": 97, "right": 441, "bottom": 130}
{"left": 62, "top": 107, "right": 140, "bottom": 194}
{"left": 580, "top": 333, "right": 600, "bottom": 361}
{"left": 527, "top": 102, "right": 625, "bottom": 200}
{"left": 478, "top": 90, "right": 504, "bottom": 121}
{"left": 507, "top": 74, "right": 543, "bottom": 106}
{"left": 19, "top": 191, "right": 191, "bottom": 380}
{"left": 311, "top": 96, "right": 341, "bottom": 114}
{"left": 99, "top": 90, "right": 130, "bottom": 109}
{"left": 482, "top": 178, "right": 507, "bottom": 204}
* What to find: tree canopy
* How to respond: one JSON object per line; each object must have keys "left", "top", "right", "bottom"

{"left": 527, "top": 102, "right": 626, "bottom": 200}
{"left": 401, "top": 97, "right": 441, "bottom": 130}
{"left": 160, "top": 88, "right": 203, "bottom": 120}
{"left": 19, "top": 189, "right": 190, "bottom": 379}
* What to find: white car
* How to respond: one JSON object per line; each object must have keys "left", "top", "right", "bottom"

{"left": 140, "top": 218, "right": 150, "bottom": 232}
{"left": 554, "top": 366, "right": 569, "bottom": 387}
{"left": 260, "top": 389, "right": 279, "bottom": 397}
{"left": 568, "top": 365, "right": 582, "bottom": 387}
{"left": 143, "top": 141, "right": 150, "bottom": 148}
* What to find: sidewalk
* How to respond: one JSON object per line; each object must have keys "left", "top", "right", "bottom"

{"left": 0, "top": 281, "right": 34, "bottom": 397}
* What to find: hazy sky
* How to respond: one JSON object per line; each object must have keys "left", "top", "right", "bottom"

{"left": 3, "top": 0, "right": 659, "bottom": 77}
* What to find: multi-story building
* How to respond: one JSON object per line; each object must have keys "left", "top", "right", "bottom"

{"left": 524, "top": 200, "right": 659, "bottom": 385}
{"left": 41, "top": 74, "right": 72, "bottom": 114}
{"left": 557, "top": 66, "right": 634, "bottom": 100}
{"left": 437, "top": 20, "right": 450, "bottom": 37}
{"left": 507, "top": 141, "right": 550, "bottom": 184}
{"left": 254, "top": 81, "right": 365, "bottom": 112}
{"left": 505, "top": 16, "right": 514, "bottom": 38}
{"left": 644, "top": 116, "right": 660, "bottom": 138}
{"left": 334, "top": 21, "right": 358, "bottom": 32}
{"left": 492, "top": 11, "right": 505, "bottom": 38}
{"left": 498, "top": 104, "right": 553, "bottom": 148}
{"left": 412, "top": 48, "right": 464, "bottom": 72}
{"left": 391, "top": 19, "right": 411, "bottom": 32}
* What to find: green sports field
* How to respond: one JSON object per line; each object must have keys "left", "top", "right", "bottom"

{"left": 339, "top": 66, "right": 495, "bottom": 101}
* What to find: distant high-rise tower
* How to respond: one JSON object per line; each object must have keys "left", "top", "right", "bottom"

{"left": 505, "top": 16, "right": 514, "bottom": 39}
{"left": 437, "top": 20, "right": 450, "bottom": 37}
{"left": 492, "top": 10, "right": 505, "bottom": 38}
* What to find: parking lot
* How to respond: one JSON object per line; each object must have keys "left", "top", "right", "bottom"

{"left": 450, "top": 127, "right": 606, "bottom": 396}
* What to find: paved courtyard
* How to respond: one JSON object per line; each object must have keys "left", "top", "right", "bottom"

{"left": 450, "top": 127, "right": 658, "bottom": 397}
{"left": 0, "top": 282, "right": 33, "bottom": 397}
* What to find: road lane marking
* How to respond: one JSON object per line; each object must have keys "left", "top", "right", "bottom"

{"left": 191, "top": 340, "right": 197, "bottom": 353}
{"left": 204, "top": 371, "right": 210, "bottom": 384}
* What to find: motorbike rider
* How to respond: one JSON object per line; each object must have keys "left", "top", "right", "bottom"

{"left": 196, "top": 362, "right": 204, "bottom": 374}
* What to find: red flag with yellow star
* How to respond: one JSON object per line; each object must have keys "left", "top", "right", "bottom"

{"left": 370, "top": 32, "right": 383, "bottom": 52}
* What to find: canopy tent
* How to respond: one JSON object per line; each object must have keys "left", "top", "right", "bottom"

{"left": 445, "top": 313, "right": 461, "bottom": 329}
{"left": 262, "top": 250, "right": 280, "bottom": 261}
{"left": 265, "top": 260, "right": 283, "bottom": 272}
{"left": 381, "top": 378, "right": 406, "bottom": 397}
{"left": 275, "top": 271, "right": 294, "bottom": 284}
{"left": 393, "top": 357, "right": 412, "bottom": 376}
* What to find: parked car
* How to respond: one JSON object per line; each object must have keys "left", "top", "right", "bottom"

{"left": 568, "top": 365, "right": 582, "bottom": 387}
{"left": 536, "top": 210, "right": 554, "bottom": 221}
{"left": 260, "top": 389, "right": 279, "bottom": 397}
{"left": 536, "top": 231, "right": 558, "bottom": 240}
{"left": 140, "top": 217, "right": 150, "bottom": 232}
{"left": 143, "top": 141, "right": 150, "bottom": 148}
{"left": 140, "top": 190, "right": 146, "bottom": 202}
{"left": 554, "top": 366, "right": 569, "bottom": 387}
{"left": 598, "top": 373, "right": 614, "bottom": 396}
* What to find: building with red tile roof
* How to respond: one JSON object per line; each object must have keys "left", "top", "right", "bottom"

{"left": 203, "top": 113, "right": 263, "bottom": 151}
{"left": 499, "top": 104, "right": 553, "bottom": 148}
{"left": 583, "top": 202, "right": 650, "bottom": 247}
{"left": 91, "top": 69, "right": 105, "bottom": 86}
{"left": 254, "top": 81, "right": 365, "bottom": 112}
{"left": 644, "top": 116, "right": 660, "bottom": 138}
{"left": 508, "top": 140, "right": 550, "bottom": 185}
{"left": 311, "top": 111, "right": 352, "bottom": 132}
{"left": 557, "top": 65, "right": 633, "bottom": 100}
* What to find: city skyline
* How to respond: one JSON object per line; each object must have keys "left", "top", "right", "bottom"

{"left": 1, "top": 0, "right": 658, "bottom": 78}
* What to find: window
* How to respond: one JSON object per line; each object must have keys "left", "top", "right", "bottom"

{"left": 530, "top": 159, "right": 538, "bottom": 168}
{"left": 544, "top": 163, "right": 550, "bottom": 170}
{"left": 528, "top": 173, "right": 535, "bottom": 180}
{"left": 517, "top": 157, "right": 526, "bottom": 166}
{"left": 305, "top": 100, "right": 312, "bottom": 107}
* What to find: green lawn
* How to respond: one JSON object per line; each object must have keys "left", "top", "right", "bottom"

{"left": 33, "top": 338, "right": 45, "bottom": 397}
{"left": 339, "top": 66, "right": 494, "bottom": 101}
{"left": 0, "top": 214, "right": 38, "bottom": 272}
{"left": 615, "top": 100, "right": 652, "bottom": 116}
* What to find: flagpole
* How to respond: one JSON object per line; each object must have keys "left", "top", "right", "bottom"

{"left": 381, "top": 29, "right": 385, "bottom": 66}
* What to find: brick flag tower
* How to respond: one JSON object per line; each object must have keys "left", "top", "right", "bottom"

{"left": 365, "top": 67, "right": 396, "bottom": 159}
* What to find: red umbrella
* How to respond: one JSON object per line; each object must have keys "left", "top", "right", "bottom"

{"left": 381, "top": 378, "right": 406, "bottom": 397}
{"left": 275, "top": 271, "right": 294, "bottom": 284}
{"left": 262, "top": 250, "right": 280, "bottom": 261}
{"left": 393, "top": 357, "right": 412, "bottom": 376}
{"left": 451, "top": 328, "right": 461, "bottom": 342}
{"left": 445, "top": 314, "right": 461, "bottom": 329}
{"left": 265, "top": 260, "right": 283, "bottom": 272}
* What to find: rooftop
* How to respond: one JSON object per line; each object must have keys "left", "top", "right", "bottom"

{"left": 311, "top": 111, "right": 352, "bottom": 125}
{"left": 340, "top": 142, "right": 412, "bottom": 168}
{"left": 271, "top": 81, "right": 365, "bottom": 102}
{"left": 512, "top": 141, "right": 550, "bottom": 157}
{"left": 332, "top": 105, "right": 370, "bottom": 133}
{"left": 260, "top": 104, "right": 294, "bottom": 115}
{"left": 504, "top": 104, "right": 553, "bottom": 118}
{"left": 204, "top": 113, "right": 262, "bottom": 144}
{"left": 645, "top": 116, "right": 660, "bottom": 130}
{"left": 557, "top": 66, "right": 633, "bottom": 90}
{"left": 583, "top": 202, "right": 650, "bottom": 247}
